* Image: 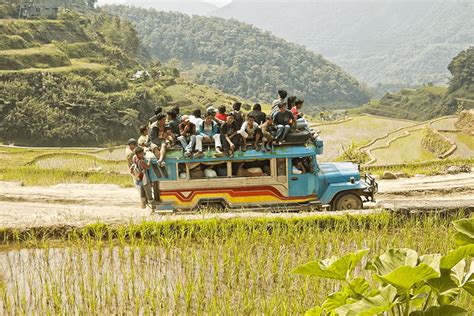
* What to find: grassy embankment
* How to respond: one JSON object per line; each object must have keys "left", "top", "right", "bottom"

{"left": 0, "top": 212, "right": 472, "bottom": 313}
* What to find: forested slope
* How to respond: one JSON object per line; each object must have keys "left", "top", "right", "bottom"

{"left": 356, "top": 47, "right": 474, "bottom": 121}
{"left": 104, "top": 5, "right": 370, "bottom": 107}
{"left": 212, "top": 1, "right": 474, "bottom": 87}
{"left": 0, "top": 8, "right": 239, "bottom": 146}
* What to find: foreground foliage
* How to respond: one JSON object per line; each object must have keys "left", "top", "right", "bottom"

{"left": 294, "top": 217, "right": 474, "bottom": 315}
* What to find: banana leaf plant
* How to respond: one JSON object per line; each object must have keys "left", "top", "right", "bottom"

{"left": 293, "top": 218, "right": 474, "bottom": 316}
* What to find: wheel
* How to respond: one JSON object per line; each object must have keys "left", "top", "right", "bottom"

{"left": 196, "top": 199, "right": 227, "bottom": 212}
{"left": 332, "top": 192, "right": 363, "bottom": 211}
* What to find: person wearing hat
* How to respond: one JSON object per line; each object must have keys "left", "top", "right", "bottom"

{"left": 178, "top": 115, "right": 203, "bottom": 158}
{"left": 148, "top": 106, "right": 163, "bottom": 125}
{"left": 126, "top": 138, "right": 138, "bottom": 168}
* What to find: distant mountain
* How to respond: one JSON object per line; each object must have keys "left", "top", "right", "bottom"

{"left": 105, "top": 5, "right": 370, "bottom": 107}
{"left": 121, "top": 0, "right": 218, "bottom": 15}
{"left": 211, "top": 1, "right": 474, "bottom": 87}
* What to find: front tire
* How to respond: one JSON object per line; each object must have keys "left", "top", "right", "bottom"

{"left": 331, "top": 192, "right": 363, "bottom": 211}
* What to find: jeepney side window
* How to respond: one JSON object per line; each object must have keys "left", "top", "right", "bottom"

{"left": 231, "top": 159, "right": 271, "bottom": 177}
{"left": 188, "top": 162, "right": 228, "bottom": 180}
{"left": 178, "top": 163, "right": 188, "bottom": 179}
{"left": 277, "top": 158, "right": 286, "bottom": 176}
{"left": 291, "top": 156, "right": 314, "bottom": 174}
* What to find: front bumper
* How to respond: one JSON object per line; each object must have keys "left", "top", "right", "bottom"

{"left": 363, "top": 173, "right": 378, "bottom": 202}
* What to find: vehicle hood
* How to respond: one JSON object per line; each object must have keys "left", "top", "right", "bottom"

{"left": 319, "top": 162, "right": 360, "bottom": 184}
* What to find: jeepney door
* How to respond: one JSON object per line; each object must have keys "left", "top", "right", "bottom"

{"left": 288, "top": 156, "right": 317, "bottom": 197}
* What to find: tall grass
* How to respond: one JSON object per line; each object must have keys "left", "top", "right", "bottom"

{"left": 1, "top": 212, "right": 472, "bottom": 314}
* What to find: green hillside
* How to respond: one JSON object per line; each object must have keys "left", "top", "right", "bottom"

{"left": 211, "top": 1, "right": 474, "bottom": 88}
{"left": 355, "top": 47, "right": 474, "bottom": 121}
{"left": 104, "top": 5, "right": 370, "bottom": 108}
{"left": 0, "top": 10, "right": 243, "bottom": 146}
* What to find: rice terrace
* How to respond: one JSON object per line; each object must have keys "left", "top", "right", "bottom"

{"left": 1, "top": 1, "right": 474, "bottom": 315}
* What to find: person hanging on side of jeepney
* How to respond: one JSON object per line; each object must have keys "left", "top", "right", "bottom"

{"left": 178, "top": 115, "right": 203, "bottom": 158}
{"left": 272, "top": 101, "right": 294, "bottom": 145}
{"left": 260, "top": 115, "right": 277, "bottom": 152}
{"left": 232, "top": 102, "right": 246, "bottom": 129}
{"left": 131, "top": 146, "right": 159, "bottom": 208}
{"left": 150, "top": 113, "right": 174, "bottom": 167}
{"left": 148, "top": 106, "right": 163, "bottom": 125}
{"left": 215, "top": 105, "right": 228, "bottom": 125}
{"left": 166, "top": 109, "right": 181, "bottom": 136}
{"left": 271, "top": 89, "right": 288, "bottom": 116}
{"left": 126, "top": 138, "right": 138, "bottom": 168}
{"left": 198, "top": 111, "right": 224, "bottom": 157}
{"left": 220, "top": 113, "right": 241, "bottom": 157}
{"left": 239, "top": 114, "right": 263, "bottom": 151}
{"left": 248, "top": 103, "right": 266, "bottom": 125}
{"left": 138, "top": 125, "right": 150, "bottom": 149}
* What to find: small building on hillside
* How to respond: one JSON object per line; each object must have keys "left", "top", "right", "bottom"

{"left": 19, "top": 1, "right": 58, "bottom": 19}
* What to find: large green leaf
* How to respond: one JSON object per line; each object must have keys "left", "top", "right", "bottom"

{"left": 293, "top": 249, "right": 369, "bottom": 280}
{"left": 322, "top": 278, "right": 373, "bottom": 311}
{"left": 461, "top": 261, "right": 474, "bottom": 296}
{"left": 368, "top": 249, "right": 440, "bottom": 290}
{"left": 367, "top": 248, "right": 418, "bottom": 275}
{"left": 410, "top": 305, "right": 468, "bottom": 316}
{"left": 335, "top": 285, "right": 397, "bottom": 316}
{"left": 379, "top": 264, "right": 440, "bottom": 290}
{"left": 452, "top": 218, "right": 474, "bottom": 246}
{"left": 440, "top": 245, "right": 474, "bottom": 269}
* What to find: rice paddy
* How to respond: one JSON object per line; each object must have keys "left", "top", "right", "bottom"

{"left": 314, "top": 115, "right": 416, "bottom": 161}
{"left": 0, "top": 213, "right": 472, "bottom": 314}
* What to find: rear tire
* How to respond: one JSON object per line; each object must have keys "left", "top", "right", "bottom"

{"left": 331, "top": 192, "right": 363, "bottom": 211}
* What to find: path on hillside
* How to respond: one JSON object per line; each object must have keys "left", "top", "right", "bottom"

{"left": 0, "top": 172, "right": 472, "bottom": 229}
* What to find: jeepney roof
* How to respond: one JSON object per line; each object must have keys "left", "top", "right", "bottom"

{"left": 160, "top": 143, "right": 318, "bottom": 163}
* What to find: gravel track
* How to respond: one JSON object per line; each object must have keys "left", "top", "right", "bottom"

{"left": 0, "top": 173, "right": 472, "bottom": 229}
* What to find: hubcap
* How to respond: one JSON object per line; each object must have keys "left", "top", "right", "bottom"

{"left": 338, "top": 195, "right": 361, "bottom": 210}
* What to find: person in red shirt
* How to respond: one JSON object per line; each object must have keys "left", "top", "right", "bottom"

{"left": 215, "top": 105, "right": 228, "bottom": 124}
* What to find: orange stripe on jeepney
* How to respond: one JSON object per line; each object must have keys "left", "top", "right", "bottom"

{"left": 160, "top": 185, "right": 316, "bottom": 206}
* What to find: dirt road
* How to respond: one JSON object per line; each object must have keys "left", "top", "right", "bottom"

{"left": 0, "top": 173, "right": 472, "bottom": 228}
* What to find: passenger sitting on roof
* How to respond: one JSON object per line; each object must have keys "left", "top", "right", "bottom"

{"left": 167, "top": 109, "right": 180, "bottom": 136}
{"left": 287, "top": 95, "right": 297, "bottom": 110}
{"left": 178, "top": 115, "right": 203, "bottom": 158}
{"left": 232, "top": 102, "right": 245, "bottom": 129}
{"left": 220, "top": 113, "right": 241, "bottom": 157}
{"left": 149, "top": 113, "right": 174, "bottom": 167}
{"left": 197, "top": 111, "right": 224, "bottom": 157}
{"left": 271, "top": 89, "right": 288, "bottom": 116}
{"left": 260, "top": 116, "right": 277, "bottom": 152}
{"left": 189, "top": 108, "right": 203, "bottom": 127}
{"left": 248, "top": 103, "right": 266, "bottom": 125}
{"left": 239, "top": 114, "right": 263, "bottom": 151}
{"left": 171, "top": 105, "right": 182, "bottom": 122}
{"left": 272, "top": 101, "right": 294, "bottom": 144}
{"left": 148, "top": 106, "right": 162, "bottom": 125}
{"left": 138, "top": 125, "right": 149, "bottom": 149}
{"left": 215, "top": 105, "right": 228, "bottom": 124}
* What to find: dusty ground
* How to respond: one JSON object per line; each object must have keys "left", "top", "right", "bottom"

{"left": 0, "top": 173, "right": 472, "bottom": 228}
